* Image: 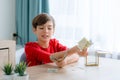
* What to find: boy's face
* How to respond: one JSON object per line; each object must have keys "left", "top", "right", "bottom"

{"left": 33, "top": 21, "right": 54, "bottom": 42}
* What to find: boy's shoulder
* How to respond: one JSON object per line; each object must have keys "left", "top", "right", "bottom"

{"left": 50, "top": 38, "right": 59, "bottom": 43}
{"left": 25, "top": 42, "right": 39, "bottom": 47}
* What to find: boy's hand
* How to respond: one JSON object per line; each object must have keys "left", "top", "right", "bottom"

{"left": 77, "top": 48, "right": 88, "bottom": 56}
{"left": 77, "top": 37, "right": 92, "bottom": 51}
{"left": 55, "top": 60, "right": 66, "bottom": 68}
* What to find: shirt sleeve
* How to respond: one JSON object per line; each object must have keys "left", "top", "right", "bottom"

{"left": 53, "top": 39, "right": 67, "bottom": 52}
{"left": 25, "top": 42, "right": 52, "bottom": 66}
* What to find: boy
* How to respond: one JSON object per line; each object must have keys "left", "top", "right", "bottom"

{"left": 25, "top": 13, "right": 88, "bottom": 67}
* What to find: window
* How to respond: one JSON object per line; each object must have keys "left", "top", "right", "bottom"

{"left": 49, "top": 0, "right": 120, "bottom": 53}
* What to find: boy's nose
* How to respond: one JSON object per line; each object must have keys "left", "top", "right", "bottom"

{"left": 44, "top": 28, "right": 48, "bottom": 32}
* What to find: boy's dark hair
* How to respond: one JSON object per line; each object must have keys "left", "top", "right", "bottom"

{"left": 32, "top": 13, "right": 55, "bottom": 29}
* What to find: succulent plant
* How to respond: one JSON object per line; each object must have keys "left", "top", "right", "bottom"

{"left": 14, "top": 64, "right": 19, "bottom": 73}
{"left": 2, "top": 63, "right": 13, "bottom": 75}
{"left": 15, "top": 61, "right": 27, "bottom": 76}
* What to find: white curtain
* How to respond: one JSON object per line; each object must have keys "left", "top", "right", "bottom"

{"left": 49, "top": 0, "right": 120, "bottom": 54}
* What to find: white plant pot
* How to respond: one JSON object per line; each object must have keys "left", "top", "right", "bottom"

{"left": 14, "top": 74, "right": 29, "bottom": 80}
{"left": 3, "top": 74, "right": 14, "bottom": 80}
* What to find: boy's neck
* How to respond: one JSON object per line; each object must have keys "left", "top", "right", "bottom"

{"left": 37, "top": 41, "right": 49, "bottom": 48}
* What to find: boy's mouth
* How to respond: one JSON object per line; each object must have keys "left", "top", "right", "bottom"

{"left": 42, "top": 35, "right": 49, "bottom": 39}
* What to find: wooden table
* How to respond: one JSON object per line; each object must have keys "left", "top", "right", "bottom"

{"left": 26, "top": 57, "right": 120, "bottom": 80}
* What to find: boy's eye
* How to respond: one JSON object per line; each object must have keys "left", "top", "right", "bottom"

{"left": 48, "top": 28, "right": 52, "bottom": 30}
{"left": 39, "top": 28, "right": 43, "bottom": 29}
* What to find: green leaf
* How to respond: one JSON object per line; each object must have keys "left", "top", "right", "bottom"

{"left": 2, "top": 63, "right": 13, "bottom": 75}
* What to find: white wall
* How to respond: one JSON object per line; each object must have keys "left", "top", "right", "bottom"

{"left": 0, "top": 0, "right": 15, "bottom": 40}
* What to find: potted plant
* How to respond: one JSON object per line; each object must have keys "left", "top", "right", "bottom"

{"left": 14, "top": 64, "right": 19, "bottom": 76}
{"left": 2, "top": 63, "right": 14, "bottom": 80}
{"left": 14, "top": 65, "right": 18, "bottom": 73}
{"left": 14, "top": 61, "right": 29, "bottom": 80}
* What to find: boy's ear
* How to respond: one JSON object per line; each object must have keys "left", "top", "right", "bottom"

{"left": 32, "top": 28, "right": 36, "bottom": 34}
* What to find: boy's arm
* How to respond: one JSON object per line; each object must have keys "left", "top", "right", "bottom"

{"left": 55, "top": 53, "right": 79, "bottom": 68}
{"left": 50, "top": 37, "right": 92, "bottom": 62}
{"left": 65, "top": 53, "right": 79, "bottom": 64}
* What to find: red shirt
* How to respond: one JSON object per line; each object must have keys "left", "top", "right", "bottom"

{"left": 25, "top": 39, "right": 67, "bottom": 67}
